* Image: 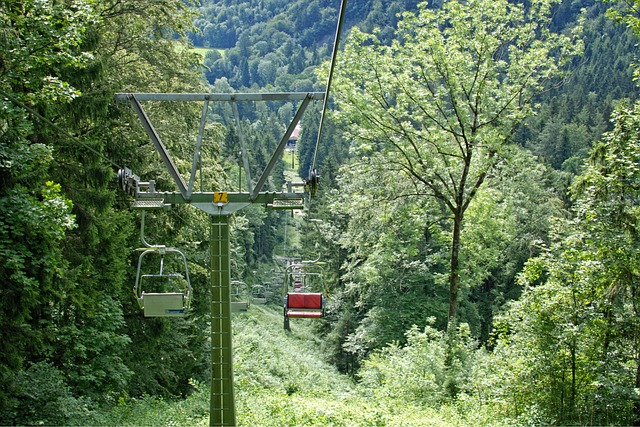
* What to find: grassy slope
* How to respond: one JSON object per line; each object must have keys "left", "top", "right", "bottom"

{"left": 104, "top": 305, "right": 501, "bottom": 426}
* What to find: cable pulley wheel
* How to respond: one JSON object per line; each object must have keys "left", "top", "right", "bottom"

{"left": 117, "top": 168, "right": 135, "bottom": 196}
{"left": 117, "top": 168, "right": 127, "bottom": 192}
{"left": 307, "top": 169, "right": 320, "bottom": 198}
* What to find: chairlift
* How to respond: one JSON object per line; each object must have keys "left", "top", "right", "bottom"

{"left": 283, "top": 261, "right": 327, "bottom": 331}
{"left": 263, "top": 285, "right": 274, "bottom": 299}
{"left": 270, "top": 277, "right": 283, "bottom": 291}
{"left": 251, "top": 284, "right": 268, "bottom": 305}
{"left": 231, "top": 280, "right": 250, "bottom": 313}
{"left": 133, "top": 211, "right": 192, "bottom": 317}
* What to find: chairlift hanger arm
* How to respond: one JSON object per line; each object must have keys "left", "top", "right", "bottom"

{"left": 133, "top": 247, "right": 192, "bottom": 300}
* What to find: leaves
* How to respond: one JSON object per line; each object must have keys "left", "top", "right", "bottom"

{"left": 331, "top": 0, "right": 583, "bottom": 326}
{"left": 483, "top": 98, "right": 640, "bottom": 425}
{"left": 1, "top": 0, "right": 95, "bottom": 102}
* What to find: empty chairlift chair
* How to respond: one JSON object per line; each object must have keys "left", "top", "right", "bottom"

{"left": 252, "top": 284, "right": 268, "bottom": 305}
{"left": 231, "top": 280, "right": 250, "bottom": 313}
{"left": 134, "top": 245, "right": 192, "bottom": 317}
{"left": 132, "top": 210, "right": 192, "bottom": 318}
{"left": 283, "top": 262, "right": 327, "bottom": 330}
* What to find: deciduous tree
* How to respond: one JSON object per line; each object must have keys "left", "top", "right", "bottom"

{"left": 332, "top": 0, "right": 582, "bottom": 327}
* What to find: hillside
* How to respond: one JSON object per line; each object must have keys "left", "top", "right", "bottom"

{"left": 4, "top": 0, "right": 640, "bottom": 425}
{"left": 191, "top": 0, "right": 423, "bottom": 90}
{"left": 102, "top": 305, "right": 507, "bottom": 426}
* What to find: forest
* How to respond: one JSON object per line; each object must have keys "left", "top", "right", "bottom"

{"left": 2, "top": 0, "right": 640, "bottom": 425}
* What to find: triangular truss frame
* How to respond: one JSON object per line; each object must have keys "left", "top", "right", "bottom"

{"left": 115, "top": 91, "right": 324, "bottom": 213}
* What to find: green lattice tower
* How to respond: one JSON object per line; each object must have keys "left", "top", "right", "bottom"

{"left": 116, "top": 92, "right": 321, "bottom": 426}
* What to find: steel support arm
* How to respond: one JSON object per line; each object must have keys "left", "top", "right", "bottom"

{"left": 115, "top": 92, "right": 325, "bottom": 102}
{"left": 250, "top": 93, "right": 314, "bottom": 200}
{"left": 127, "top": 95, "right": 189, "bottom": 198}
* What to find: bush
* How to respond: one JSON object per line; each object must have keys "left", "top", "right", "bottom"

{"left": 1, "top": 362, "right": 99, "bottom": 426}
{"left": 357, "top": 321, "right": 477, "bottom": 407}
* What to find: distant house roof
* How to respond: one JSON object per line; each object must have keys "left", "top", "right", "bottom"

{"left": 290, "top": 124, "right": 301, "bottom": 140}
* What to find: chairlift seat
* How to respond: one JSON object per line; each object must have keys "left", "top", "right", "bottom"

{"left": 285, "top": 292, "right": 324, "bottom": 318}
{"left": 141, "top": 292, "right": 189, "bottom": 317}
{"left": 286, "top": 310, "right": 323, "bottom": 318}
{"left": 231, "top": 301, "right": 249, "bottom": 313}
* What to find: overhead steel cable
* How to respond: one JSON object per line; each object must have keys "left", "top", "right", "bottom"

{"left": 309, "top": 0, "right": 348, "bottom": 185}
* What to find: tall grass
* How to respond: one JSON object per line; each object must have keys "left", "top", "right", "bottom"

{"left": 102, "top": 305, "right": 510, "bottom": 426}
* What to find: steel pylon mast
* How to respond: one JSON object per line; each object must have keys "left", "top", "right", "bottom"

{"left": 116, "top": 91, "right": 324, "bottom": 426}
{"left": 115, "top": 2, "right": 348, "bottom": 425}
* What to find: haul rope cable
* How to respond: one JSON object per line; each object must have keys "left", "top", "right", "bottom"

{"left": 308, "top": 0, "right": 348, "bottom": 192}
{"left": 298, "top": 0, "right": 347, "bottom": 268}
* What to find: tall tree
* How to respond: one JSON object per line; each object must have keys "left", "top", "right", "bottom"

{"left": 470, "top": 2, "right": 640, "bottom": 424}
{"left": 1, "top": 0, "right": 212, "bottom": 420}
{"left": 0, "top": 0, "right": 97, "bottom": 415}
{"left": 331, "top": 0, "right": 582, "bottom": 327}
{"left": 490, "top": 99, "right": 640, "bottom": 425}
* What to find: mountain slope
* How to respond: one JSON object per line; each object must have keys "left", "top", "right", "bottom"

{"left": 103, "top": 304, "right": 507, "bottom": 426}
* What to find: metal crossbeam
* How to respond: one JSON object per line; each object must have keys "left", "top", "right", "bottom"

{"left": 116, "top": 92, "right": 324, "bottom": 204}
{"left": 133, "top": 191, "right": 305, "bottom": 214}
{"left": 114, "top": 92, "right": 325, "bottom": 102}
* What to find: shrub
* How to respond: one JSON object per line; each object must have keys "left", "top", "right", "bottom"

{"left": 357, "top": 321, "right": 477, "bottom": 407}
{"left": 1, "top": 362, "right": 98, "bottom": 425}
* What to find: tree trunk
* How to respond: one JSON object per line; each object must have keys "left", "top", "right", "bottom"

{"left": 448, "top": 212, "right": 463, "bottom": 330}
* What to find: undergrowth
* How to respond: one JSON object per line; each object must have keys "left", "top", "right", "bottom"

{"left": 102, "top": 305, "right": 510, "bottom": 426}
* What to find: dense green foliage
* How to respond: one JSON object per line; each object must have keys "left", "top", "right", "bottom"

{"left": 2, "top": 0, "right": 640, "bottom": 425}
{"left": 192, "top": 0, "right": 423, "bottom": 90}
{"left": 0, "top": 0, "right": 213, "bottom": 422}
{"left": 480, "top": 98, "right": 640, "bottom": 425}
{"left": 99, "top": 306, "right": 516, "bottom": 427}
{"left": 329, "top": 0, "right": 582, "bottom": 329}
